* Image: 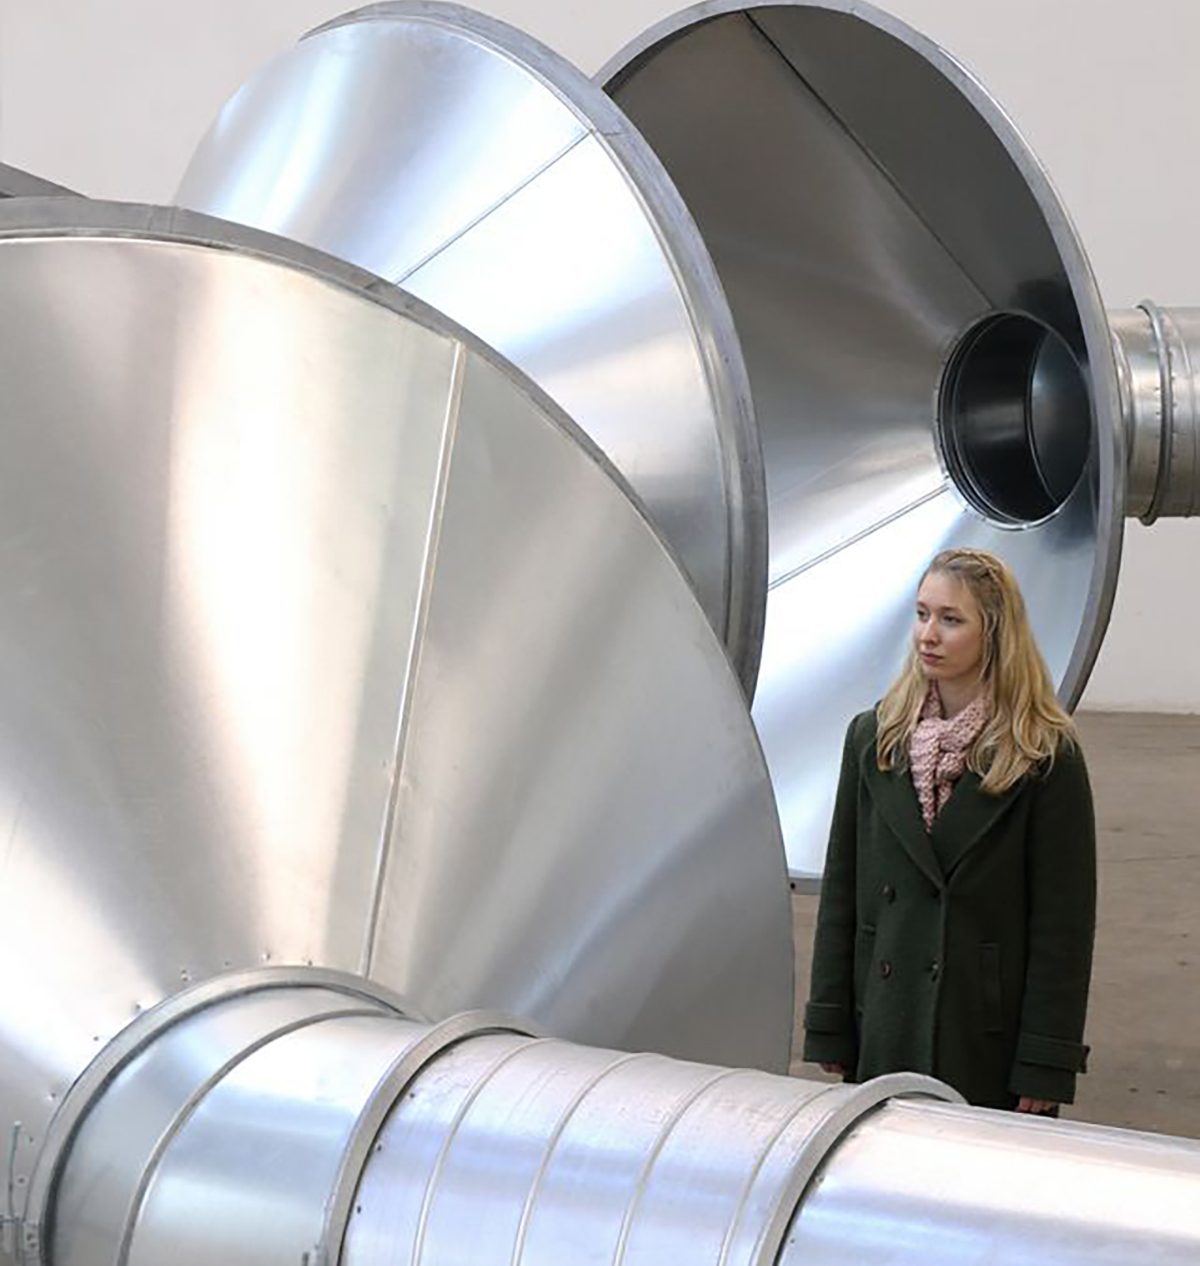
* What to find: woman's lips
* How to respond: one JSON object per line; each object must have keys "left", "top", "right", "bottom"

{"left": 920, "top": 652, "right": 942, "bottom": 665}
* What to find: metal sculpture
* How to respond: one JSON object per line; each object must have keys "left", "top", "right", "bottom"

{"left": 180, "top": 0, "right": 1200, "bottom": 878}
{"left": 0, "top": 199, "right": 795, "bottom": 1255}
{"left": 2, "top": 6, "right": 1200, "bottom": 1266}
{"left": 601, "top": 0, "right": 1200, "bottom": 877}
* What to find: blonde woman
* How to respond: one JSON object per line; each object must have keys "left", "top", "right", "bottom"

{"left": 802, "top": 548, "right": 1096, "bottom": 1113}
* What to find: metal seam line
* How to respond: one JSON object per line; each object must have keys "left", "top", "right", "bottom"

{"left": 320, "top": 1015, "right": 522, "bottom": 1264}
{"left": 611, "top": 1066, "right": 745, "bottom": 1266}
{"left": 112, "top": 1006, "right": 384, "bottom": 1266}
{"left": 768, "top": 482, "right": 949, "bottom": 591}
{"left": 508, "top": 1050, "right": 652, "bottom": 1266}
{"left": 715, "top": 1082, "right": 842, "bottom": 1266}
{"left": 742, "top": 11, "right": 992, "bottom": 313}
{"left": 362, "top": 340, "right": 466, "bottom": 976}
{"left": 394, "top": 131, "right": 591, "bottom": 286}
{"left": 409, "top": 1035, "right": 552, "bottom": 1266}
{"left": 1175, "top": 311, "right": 1200, "bottom": 515}
{"left": 1141, "top": 300, "right": 1174, "bottom": 524}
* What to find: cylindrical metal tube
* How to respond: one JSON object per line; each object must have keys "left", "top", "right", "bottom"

{"left": 28, "top": 970, "right": 1200, "bottom": 1266}
{"left": 1111, "top": 303, "right": 1200, "bottom": 522}
{"left": 778, "top": 1096, "right": 1200, "bottom": 1265}
{"left": 342, "top": 1031, "right": 941, "bottom": 1266}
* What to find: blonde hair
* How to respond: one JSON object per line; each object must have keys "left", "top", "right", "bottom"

{"left": 877, "top": 548, "right": 1075, "bottom": 793}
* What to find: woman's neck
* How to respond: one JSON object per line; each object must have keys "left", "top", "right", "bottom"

{"left": 936, "top": 676, "right": 985, "bottom": 720}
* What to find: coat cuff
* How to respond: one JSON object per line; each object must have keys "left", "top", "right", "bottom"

{"left": 802, "top": 1001, "right": 857, "bottom": 1068}
{"left": 1008, "top": 1032, "right": 1090, "bottom": 1104}
{"left": 804, "top": 1000, "right": 851, "bottom": 1033}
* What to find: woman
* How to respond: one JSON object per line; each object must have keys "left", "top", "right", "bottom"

{"left": 802, "top": 548, "right": 1096, "bottom": 1112}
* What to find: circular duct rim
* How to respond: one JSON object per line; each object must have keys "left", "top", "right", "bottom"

{"left": 21, "top": 966, "right": 416, "bottom": 1265}
{"left": 600, "top": 0, "right": 1125, "bottom": 710}
{"left": 22, "top": 966, "right": 538, "bottom": 1266}
{"left": 0, "top": 196, "right": 794, "bottom": 1183}
{"left": 937, "top": 309, "right": 1093, "bottom": 527}
{"left": 295, "top": 1, "right": 770, "bottom": 697}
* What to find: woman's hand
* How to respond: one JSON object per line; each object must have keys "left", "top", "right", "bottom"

{"left": 1016, "top": 1096, "right": 1058, "bottom": 1114}
{"left": 820, "top": 1062, "right": 848, "bottom": 1076}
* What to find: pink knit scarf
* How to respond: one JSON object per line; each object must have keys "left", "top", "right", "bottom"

{"left": 909, "top": 686, "right": 991, "bottom": 831}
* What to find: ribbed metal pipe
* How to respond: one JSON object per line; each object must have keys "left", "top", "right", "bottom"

{"left": 24, "top": 970, "right": 1200, "bottom": 1266}
{"left": 778, "top": 1096, "right": 1200, "bottom": 1264}
{"left": 1111, "top": 303, "right": 1200, "bottom": 522}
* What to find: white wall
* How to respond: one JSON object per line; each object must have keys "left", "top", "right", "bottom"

{"left": 0, "top": 0, "right": 1197, "bottom": 710}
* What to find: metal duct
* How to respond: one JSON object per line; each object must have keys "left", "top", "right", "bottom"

{"left": 1111, "top": 305, "right": 1200, "bottom": 522}
{"left": 0, "top": 198, "right": 796, "bottom": 1233}
{"left": 20, "top": 968, "right": 1200, "bottom": 1266}
{"left": 176, "top": 1, "right": 768, "bottom": 697}
{"left": 0, "top": 165, "right": 75, "bottom": 199}
{"left": 177, "top": 0, "right": 1200, "bottom": 881}
{"left": 597, "top": 0, "right": 1196, "bottom": 878}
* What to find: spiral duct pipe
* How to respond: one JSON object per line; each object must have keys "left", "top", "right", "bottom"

{"left": 14, "top": 968, "right": 1200, "bottom": 1266}
{"left": 1111, "top": 304, "right": 1200, "bottom": 523}
{"left": 0, "top": 197, "right": 796, "bottom": 1250}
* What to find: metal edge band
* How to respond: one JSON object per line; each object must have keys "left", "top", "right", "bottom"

{"left": 1139, "top": 300, "right": 1174, "bottom": 525}
{"left": 598, "top": 0, "right": 1126, "bottom": 710}
{"left": 109, "top": 1007, "right": 389, "bottom": 1266}
{"left": 508, "top": 1050, "right": 655, "bottom": 1263}
{"left": 316, "top": 1011, "right": 544, "bottom": 1266}
{"left": 409, "top": 1036, "right": 555, "bottom": 1263}
{"left": 20, "top": 967, "right": 415, "bottom": 1262}
{"left": 0, "top": 164, "right": 79, "bottom": 200}
{"left": 299, "top": 2, "right": 768, "bottom": 695}
{"left": 0, "top": 198, "right": 764, "bottom": 718}
{"left": 611, "top": 1066, "right": 746, "bottom": 1265}
{"left": 746, "top": 1073, "right": 961, "bottom": 1264}
{"left": 716, "top": 1081, "right": 845, "bottom": 1262}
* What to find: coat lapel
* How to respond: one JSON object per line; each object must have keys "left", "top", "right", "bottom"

{"left": 929, "top": 772, "right": 1024, "bottom": 876}
{"left": 860, "top": 758, "right": 945, "bottom": 892}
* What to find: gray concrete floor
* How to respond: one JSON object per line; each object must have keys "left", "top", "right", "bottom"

{"left": 788, "top": 711, "right": 1200, "bottom": 1139}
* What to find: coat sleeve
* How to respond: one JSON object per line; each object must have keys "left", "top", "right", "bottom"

{"left": 802, "top": 714, "right": 863, "bottom": 1070}
{"left": 1008, "top": 742, "right": 1097, "bottom": 1104}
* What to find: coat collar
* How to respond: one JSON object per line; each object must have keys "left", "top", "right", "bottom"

{"left": 856, "top": 711, "right": 1024, "bottom": 887}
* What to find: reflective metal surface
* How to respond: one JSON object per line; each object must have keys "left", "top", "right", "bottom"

{"left": 346, "top": 1028, "right": 949, "bottom": 1266}
{"left": 177, "top": 1, "right": 767, "bottom": 694}
{"left": 1112, "top": 304, "right": 1200, "bottom": 522}
{"left": 0, "top": 199, "right": 793, "bottom": 1219}
{"left": 779, "top": 1097, "right": 1200, "bottom": 1265}
{"left": 47, "top": 976, "right": 408, "bottom": 1266}
{"left": 37, "top": 973, "right": 953, "bottom": 1266}
{"left": 39, "top": 977, "right": 1200, "bottom": 1266}
{"left": 602, "top": 1, "right": 1124, "bottom": 877}
{"left": 0, "top": 165, "right": 75, "bottom": 199}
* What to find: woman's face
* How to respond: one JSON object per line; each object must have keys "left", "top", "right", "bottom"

{"left": 914, "top": 571, "right": 985, "bottom": 687}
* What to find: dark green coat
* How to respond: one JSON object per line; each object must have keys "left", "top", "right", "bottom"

{"left": 802, "top": 709, "right": 1096, "bottom": 1108}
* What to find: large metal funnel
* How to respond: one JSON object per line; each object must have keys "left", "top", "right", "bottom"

{"left": 600, "top": 0, "right": 1200, "bottom": 878}
{"left": 177, "top": 2, "right": 768, "bottom": 697}
{"left": 177, "top": 1, "right": 1200, "bottom": 881}
{"left": 0, "top": 199, "right": 795, "bottom": 1211}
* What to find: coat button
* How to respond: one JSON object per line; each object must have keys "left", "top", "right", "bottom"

{"left": 930, "top": 959, "right": 941, "bottom": 981}
{"left": 879, "top": 959, "right": 894, "bottom": 980}
{"left": 881, "top": 882, "right": 896, "bottom": 903}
